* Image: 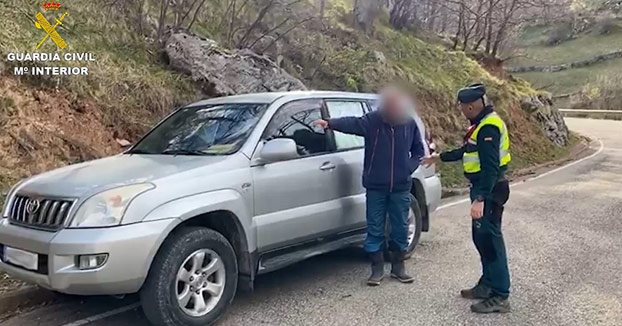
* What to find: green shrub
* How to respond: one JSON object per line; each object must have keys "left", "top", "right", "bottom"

{"left": 573, "top": 74, "right": 622, "bottom": 111}
{"left": 545, "top": 22, "right": 574, "bottom": 46}
{"left": 593, "top": 16, "right": 620, "bottom": 35}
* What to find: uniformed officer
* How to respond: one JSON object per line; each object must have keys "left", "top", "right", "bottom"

{"left": 422, "top": 83, "right": 511, "bottom": 313}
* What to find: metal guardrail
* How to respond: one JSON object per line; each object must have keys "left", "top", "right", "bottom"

{"left": 559, "top": 109, "right": 622, "bottom": 114}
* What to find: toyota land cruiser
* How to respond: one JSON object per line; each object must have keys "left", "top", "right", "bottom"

{"left": 0, "top": 91, "right": 441, "bottom": 325}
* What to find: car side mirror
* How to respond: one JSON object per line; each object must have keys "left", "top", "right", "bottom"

{"left": 258, "top": 138, "right": 299, "bottom": 164}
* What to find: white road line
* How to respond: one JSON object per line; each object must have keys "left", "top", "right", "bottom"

{"left": 59, "top": 140, "right": 606, "bottom": 326}
{"left": 436, "top": 138, "right": 604, "bottom": 210}
{"left": 60, "top": 303, "right": 140, "bottom": 326}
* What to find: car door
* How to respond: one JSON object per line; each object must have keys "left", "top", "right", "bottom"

{"left": 323, "top": 100, "right": 369, "bottom": 231}
{"left": 252, "top": 99, "right": 343, "bottom": 251}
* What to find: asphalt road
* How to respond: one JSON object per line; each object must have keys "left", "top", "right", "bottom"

{"left": 2, "top": 118, "right": 622, "bottom": 326}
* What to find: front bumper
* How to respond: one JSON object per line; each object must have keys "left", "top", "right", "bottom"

{"left": 0, "top": 218, "right": 177, "bottom": 295}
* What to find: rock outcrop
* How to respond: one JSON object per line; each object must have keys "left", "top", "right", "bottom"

{"left": 164, "top": 33, "right": 306, "bottom": 96}
{"left": 521, "top": 94, "right": 570, "bottom": 147}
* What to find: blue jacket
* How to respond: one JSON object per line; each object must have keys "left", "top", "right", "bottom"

{"left": 328, "top": 111, "right": 425, "bottom": 192}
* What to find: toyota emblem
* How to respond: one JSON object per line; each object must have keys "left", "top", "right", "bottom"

{"left": 25, "top": 199, "right": 41, "bottom": 215}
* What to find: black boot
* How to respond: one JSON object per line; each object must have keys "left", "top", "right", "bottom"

{"left": 460, "top": 284, "right": 492, "bottom": 299}
{"left": 390, "top": 251, "right": 414, "bottom": 283}
{"left": 470, "top": 296, "right": 511, "bottom": 313}
{"left": 366, "top": 251, "right": 384, "bottom": 286}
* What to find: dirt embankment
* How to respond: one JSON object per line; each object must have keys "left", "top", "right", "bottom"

{"left": 0, "top": 74, "right": 123, "bottom": 294}
{"left": 0, "top": 76, "right": 121, "bottom": 187}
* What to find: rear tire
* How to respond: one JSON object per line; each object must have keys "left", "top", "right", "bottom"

{"left": 141, "top": 227, "right": 238, "bottom": 326}
{"left": 385, "top": 194, "right": 423, "bottom": 259}
{"left": 404, "top": 194, "right": 423, "bottom": 258}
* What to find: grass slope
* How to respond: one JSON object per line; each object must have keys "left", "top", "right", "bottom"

{"left": 0, "top": 0, "right": 197, "bottom": 137}
{"left": 510, "top": 19, "right": 622, "bottom": 96}
{"left": 511, "top": 24, "right": 622, "bottom": 66}
{"left": 517, "top": 57, "right": 622, "bottom": 94}
{"left": 0, "top": 0, "right": 198, "bottom": 192}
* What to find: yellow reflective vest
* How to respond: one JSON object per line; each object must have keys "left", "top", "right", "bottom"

{"left": 462, "top": 112, "right": 511, "bottom": 174}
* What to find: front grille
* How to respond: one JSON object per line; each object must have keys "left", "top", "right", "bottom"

{"left": 9, "top": 195, "right": 74, "bottom": 231}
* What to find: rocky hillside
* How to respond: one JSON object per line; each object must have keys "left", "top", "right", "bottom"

{"left": 0, "top": 0, "right": 571, "bottom": 192}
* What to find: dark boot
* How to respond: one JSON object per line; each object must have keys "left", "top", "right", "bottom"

{"left": 470, "top": 296, "right": 511, "bottom": 313}
{"left": 367, "top": 251, "right": 385, "bottom": 286}
{"left": 460, "top": 284, "right": 492, "bottom": 299}
{"left": 390, "top": 251, "right": 414, "bottom": 283}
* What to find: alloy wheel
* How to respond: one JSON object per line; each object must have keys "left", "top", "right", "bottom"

{"left": 175, "top": 249, "right": 226, "bottom": 317}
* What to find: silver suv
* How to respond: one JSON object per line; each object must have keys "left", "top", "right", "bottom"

{"left": 0, "top": 91, "right": 441, "bottom": 325}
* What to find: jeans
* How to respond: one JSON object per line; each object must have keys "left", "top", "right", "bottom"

{"left": 364, "top": 190, "right": 411, "bottom": 253}
{"left": 470, "top": 180, "right": 511, "bottom": 298}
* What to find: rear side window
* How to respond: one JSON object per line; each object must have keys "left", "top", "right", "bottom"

{"left": 367, "top": 99, "right": 379, "bottom": 112}
{"left": 326, "top": 101, "right": 366, "bottom": 150}
{"left": 263, "top": 99, "right": 329, "bottom": 156}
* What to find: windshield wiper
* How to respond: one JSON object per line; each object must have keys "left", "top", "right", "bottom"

{"left": 160, "top": 149, "right": 210, "bottom": 156}
{"left": 126, "top": 148, "right": 155, "bottom": 155}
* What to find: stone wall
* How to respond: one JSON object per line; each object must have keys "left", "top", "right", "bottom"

{"left": 506, "top": 50, "right": 622, "bottom": 73}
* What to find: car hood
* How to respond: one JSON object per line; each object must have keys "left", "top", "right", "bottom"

{"left": 17, "top": 154, "right": 231, "bottom": 198}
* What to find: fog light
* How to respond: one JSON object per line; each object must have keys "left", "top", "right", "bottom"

{"left": 77, "top": 254, "right": 108, "bottom": 270}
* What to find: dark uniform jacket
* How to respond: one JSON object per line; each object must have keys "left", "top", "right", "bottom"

{"left": 440, "top": 106, "right": 506, "bottom": 201}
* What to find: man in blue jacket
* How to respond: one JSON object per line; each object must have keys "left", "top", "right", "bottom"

{"left": 315, "top": 88, "right": 425, "bottom": 286}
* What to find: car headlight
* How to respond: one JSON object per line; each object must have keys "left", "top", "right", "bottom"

{"left": 70, "top": 183, "right": 154, "bottom": 228}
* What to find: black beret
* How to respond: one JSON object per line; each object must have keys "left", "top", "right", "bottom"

{"left": 457, "top": 83, "right": 486, "bottom": 104}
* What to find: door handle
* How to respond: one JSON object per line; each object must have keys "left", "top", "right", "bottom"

{"left": 319, "top": 162, "right": 336, "bottom": 171}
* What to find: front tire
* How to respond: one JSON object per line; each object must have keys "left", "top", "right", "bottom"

{"left": 141, "top": 227, "right": 238, "bottom": 326}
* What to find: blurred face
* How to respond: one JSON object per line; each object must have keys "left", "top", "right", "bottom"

{"left": 380, "top": 88, "right": 410, "bottom": 121}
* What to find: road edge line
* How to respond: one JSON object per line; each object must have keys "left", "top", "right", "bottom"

{"left": 60, "top": 303, "right": 141, "bottom": 326}
{"left": 523, "top": 138, "right": 604, "bottom": 182}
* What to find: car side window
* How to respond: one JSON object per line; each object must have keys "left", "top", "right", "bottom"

{"left": 326, "top": 101, "right": 366, "bottom": 150}
{"left": 367, "top": 99, "right": 379, "bottom": 112}
{"left": 263, "top": 99, "right": 328, "bottom": 156}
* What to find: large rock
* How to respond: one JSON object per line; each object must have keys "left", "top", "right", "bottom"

{"left": 521, "top": 95, "right": 569, "bottom": 147}
{"left": 164, "top": 33, "right": 306, "bottom": 96}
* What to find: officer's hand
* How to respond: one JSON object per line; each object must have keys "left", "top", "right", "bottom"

{"left": 421, "top": 154, "right": 441, "bottom": 167}
{"left": 314, "top": 119, "right": 329, "bottom": 129}
{"left": 471, "top": 200, "right": 484, "bottom": 219}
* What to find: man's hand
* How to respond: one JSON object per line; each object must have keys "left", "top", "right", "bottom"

{"left": 471, "top": 200, "right": 484, "bottom": 219}
{"left": 420, "top": 153, "right": 441, "bottom": 167}
{"left": 314, "top": 119, "right": 329, "bottom": 129}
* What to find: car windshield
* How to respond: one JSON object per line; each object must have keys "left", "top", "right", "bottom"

{"left": 129, "top": 103, "right": 268, "bottom": 156}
